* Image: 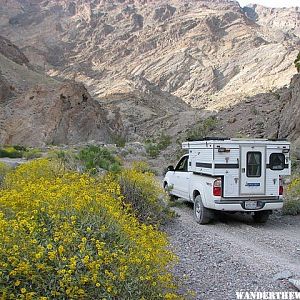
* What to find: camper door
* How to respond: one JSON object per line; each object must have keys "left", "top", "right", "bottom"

{"left": 240, "top": 146, "right": 266, "bottom": 195}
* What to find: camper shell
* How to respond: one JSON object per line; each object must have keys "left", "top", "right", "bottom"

{"left": 163, "top": 138, "right": 291, "bottom": 224}
{"left": 182, "top": 138, "right": 291, "bottom": 198}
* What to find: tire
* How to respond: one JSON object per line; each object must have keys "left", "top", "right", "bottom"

{"left": 164, "top": 183, "right": 178, "bottom": 201}
{"left": 252, "top": 211, "right": 270, "bottom": 223}
{"left": 194, "top": 195, "right": 213, "bottom": 224}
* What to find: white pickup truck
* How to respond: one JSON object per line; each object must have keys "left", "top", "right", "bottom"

{"left": 163, "top": 138, "right": 291, "bottom": 224}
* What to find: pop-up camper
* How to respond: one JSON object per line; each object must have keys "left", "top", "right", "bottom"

{"left": 163, "top": 138, "right": 291, "bottom": 224}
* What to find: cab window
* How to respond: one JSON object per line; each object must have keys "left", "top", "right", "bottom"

{"left": 269, "top": 153, "right": 285, "bottom": 170}
{"left": 175, "top": 156, "right": 189, "bottom": 172}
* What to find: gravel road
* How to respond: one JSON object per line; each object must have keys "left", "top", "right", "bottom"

{"left": 164, "top": 203, "right": 300, "bottom": 300}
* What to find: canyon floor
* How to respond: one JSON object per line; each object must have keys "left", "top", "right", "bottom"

{"left": 165, "top": 203, "right": 300, "bottom": 299}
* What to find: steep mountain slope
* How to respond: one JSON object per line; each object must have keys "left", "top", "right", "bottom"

{"left": 0, "top": 35, "right": 122, "bottom": 146}
{"left": 278, "top": 74, "right": 300, "bottom": 144}
{"left": 210, "top": 73, "right": 300, "bottom": 149}
{"left": 0, "top": 0, "right": 299, "bottom": 110}
{"left": 0, "top": 34, "right": 196, "bottom": 146}
{"left": 243, "top": 4, "right": 300, "bottom": 37}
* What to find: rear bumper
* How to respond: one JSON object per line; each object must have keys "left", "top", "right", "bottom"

{"left": 213, "top": 198, "right": 283, "bottom": 211}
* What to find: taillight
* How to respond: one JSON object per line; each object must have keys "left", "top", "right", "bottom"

{"left": 279, "top": 176, "right": 283, "bottom": 196}
{"left": 213, "top": 178, "right": 222, "bottom": 197}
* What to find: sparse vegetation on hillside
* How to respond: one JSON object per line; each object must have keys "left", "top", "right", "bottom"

{"left": 111, "top": 134, "right": 127, "bottom": 148}
{"left": 186, "top": 116, "right": 218, "bottom": 141}
{"left": 0, "top": 159, "right": 181, "bottom": 299}
{"left": 145, "top": 133, "right": 172, "bottom": 159}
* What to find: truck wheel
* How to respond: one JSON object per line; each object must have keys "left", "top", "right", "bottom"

{"left": 194, "top": 195, "right": 213, "bottom": 224}
{"left": 252, "top": 211, "right": 270, "bottom": 223}
{"left": 164, "top": 183, "right": 178, "bottom": 201}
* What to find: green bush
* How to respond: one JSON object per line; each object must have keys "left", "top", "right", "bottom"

{"left": 145, "top": 133, "right": 172, "bottom": 158}
{"left": 0, "top": 146, "right": 23, "bottom": 158}
{"left": 78, "top": 146, "right": 122, "bottom": 174}
{"left": 12, "top": 145, "right": 27, "bottom": 151}
{"left": 157, "top": 133, "right": 171, "bottom": 150}
{"left": 145, "top": 143, "right": 160, "bottom": 158}
{"left": 0, "top": 145, "right": 35, "bottom": 159}
{"left": 186, "top": 116, "right": 218, "bottom": 141}
{"left": 111, "top": 134, "right": 126, "bottom": 148}
{"left": 23, "top": 148, "right": 42, "bottom": 160}
{"left": 283, "top": 177, "right": 300, "bottom": 215}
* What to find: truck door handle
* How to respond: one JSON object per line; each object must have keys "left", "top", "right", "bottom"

{"left": 242, "top": 168, "right": 245, "bottom": 173}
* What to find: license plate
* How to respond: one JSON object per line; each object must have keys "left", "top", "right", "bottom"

{"left": 245, "top": 201, "right": 258, "bottom": 210}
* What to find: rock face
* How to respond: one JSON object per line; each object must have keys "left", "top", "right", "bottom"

{"left": 0, "top": 35, "right": 29, "bottom": 66}
{"left": 0, "top": 82, "right": 117, "bottom": 147}
{"left": 244, "top": 5, "right": 300, "bottom": 37}
{"left": 100, "top": 75, "right": 197, "bottom": 139}
{"left": 278, "top": 74, "right": 300, "bottom": 142}
{"left": 0, "top": 0, "right": 299, "bottom": 110}
{"left": 0, "top": 36, "right": 122, "bottom": 146}
{"left": 0, "top": 71, "right": 12, "bottom": 101}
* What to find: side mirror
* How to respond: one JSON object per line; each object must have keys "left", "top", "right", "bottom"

{"left": 167, "top": 165, "right": 174, "bottom": 171}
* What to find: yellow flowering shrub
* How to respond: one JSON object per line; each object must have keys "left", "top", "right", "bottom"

{"left": 0, "top": 159, "right": 181, "bottom": 299}
{"left": 0, "top": 163, "right": 11, "bottom": 186}
{"left": 116, "top": 166, "right": 174, "bottom": 225}
{"left": 284, "top": 177, "right": 300, "bottom": 215}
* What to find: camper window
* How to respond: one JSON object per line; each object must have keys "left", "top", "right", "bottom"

{"left": 247, "top": 152, "right": 262, "bottom": 177}
{"left": 269, "top": 153, "right": 285, "bottom": 170}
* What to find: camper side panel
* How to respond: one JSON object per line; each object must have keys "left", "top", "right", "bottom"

{"left": 189, "top": 148, "right": 213, "bottom": 175}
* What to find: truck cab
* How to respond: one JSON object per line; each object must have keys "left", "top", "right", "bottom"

{"left": 163, "top": 138, "right": 291, "bottom": 224}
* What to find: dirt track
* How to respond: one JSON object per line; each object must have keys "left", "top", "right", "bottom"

{"left": 165, "top": 203, "right": 300, "bottom": 300}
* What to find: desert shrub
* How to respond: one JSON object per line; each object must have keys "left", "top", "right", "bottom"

{"left": 111, "top": 134, "right": 126, "bottom": 148}
{"left": 291, "top": 156, "right": 300, "bottom": 173}
{"left": 131, "top": 161, "right": 157, "bottom": 175}
{"left": 157, "top": 133, "right": 172, "bottom": 150}
{"left": 145, "top": 133, "right": 172, "bottom": 159}
{"left": 0, "top": 146, "right": 23, "bottom": 158}
{"left": 23, "top": 148, "right": 42, "bottom": 160}
{"left": 294, "top": 51, "right": 300, "bottom": 73}
{"left": 283, "top": 176, "right": 300, "bottom": 215}
{"left": 250, "top": 106, "right": 258, "bottom": 115}
{"left": 145, "top": 142, "right": 161, "bottom": 158}
{"left": 116, "top": 166, "right": 174, "bottom": 225}
{"left": 186, "top": 116, "right": 218, "bottom": 141}
{"left": 0, "top": 159, "right": 181, "bottom": 299}
{"left": 12, "top": 145, "right": 27, "bottom": 152}
{"left": 78, "top": 146, "right": 122, "bottom": 174}
{"left": 0, "top": 162, "right": 11, "bottom": 186}
{"left": 48, "top": 150, "right": 80, "bottom": 172}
